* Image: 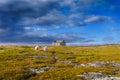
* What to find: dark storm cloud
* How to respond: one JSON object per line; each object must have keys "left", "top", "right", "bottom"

{"left": 0, "top": 0, "right": 115, "bottom": 44}
{"left": 0, "top": 32, "right": 94, "bottom": 44}
{"left": 0, "top": 35, "right": 54, "bottom": 43}
{"left": 20, "top": 10, "right": 66, "bottom": 26}
{"left": 0, "top": 0, "right": 59, "bottom": 29}
{"left": 0, "top": 0, "right": 112, "bottom": 29}
{"left": 0, "top": 0, "right": 60, "bottom": 41}
{"left": 0, "top": 0, "right": 112, "bottom": 28}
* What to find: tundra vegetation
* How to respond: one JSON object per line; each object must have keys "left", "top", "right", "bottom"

{"left": 0, "top": 45, "right": 120, "bottom": 80}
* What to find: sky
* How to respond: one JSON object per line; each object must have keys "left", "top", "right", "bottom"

{"left": 0, "top": 0, "right": 120, "bottom": 45}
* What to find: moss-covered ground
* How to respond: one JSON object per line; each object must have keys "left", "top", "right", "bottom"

{"left": 0, "top": 45, "right": 120, "bottom": 80}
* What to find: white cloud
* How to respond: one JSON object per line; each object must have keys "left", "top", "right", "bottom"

{"left": 0, "top": 0, "right": 10, "bottom": 4}
{"left": 110, "top": 27, "right": 120, "bottom": 31}
{"left": 0, "top": 28, "right": 9, "bottom": 33}
{"left": 24, "top": 26, "right": 47, "bottom": 37}
{"left": 84, "top": 15, "right": 112, "bottom": 23}
{"left": 20, "top": 10, "right": 66, "bottom": 26}
{"left": 69, "top": 13, "right": 84, "bottom": 19}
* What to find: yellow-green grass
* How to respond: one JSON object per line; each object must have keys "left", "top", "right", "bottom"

{"left": 0, "top": 45, "right": 120, "bottom": 80}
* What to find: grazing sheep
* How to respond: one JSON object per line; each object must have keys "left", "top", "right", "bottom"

{"left": 43, "top": 46, "right": 48, "bottom": 52}
{"left": 34, "top": 45, "right": 39, "bottom": 51}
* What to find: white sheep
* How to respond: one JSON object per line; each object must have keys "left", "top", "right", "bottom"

{"left": 34, "top": 45, "right": 39, "bottom": 51}
{"left": 43, "top": 46, "right": 48, "bottom": 52}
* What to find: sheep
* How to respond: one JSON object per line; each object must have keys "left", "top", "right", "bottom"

{"left": 34, "top": 45, "right": 39, "bottom": 51}
{"left": 43, "top": 46, "right": 48, "bottom": 52}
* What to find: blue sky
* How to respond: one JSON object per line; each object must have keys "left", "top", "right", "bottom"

{"left": 0, "top": 0, "right": 120, "bottom": 45}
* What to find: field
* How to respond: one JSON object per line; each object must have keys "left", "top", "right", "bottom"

{"left": 0, "top": 45, "right": 120, "bottom": 80}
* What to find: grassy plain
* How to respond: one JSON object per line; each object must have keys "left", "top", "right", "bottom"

{"left": 0, "top": 45, "right": 120, "bottom": 80}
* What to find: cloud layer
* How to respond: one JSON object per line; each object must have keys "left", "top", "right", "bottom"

{"left": 0, "top": 0, "right": 119, "bottom": 45}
